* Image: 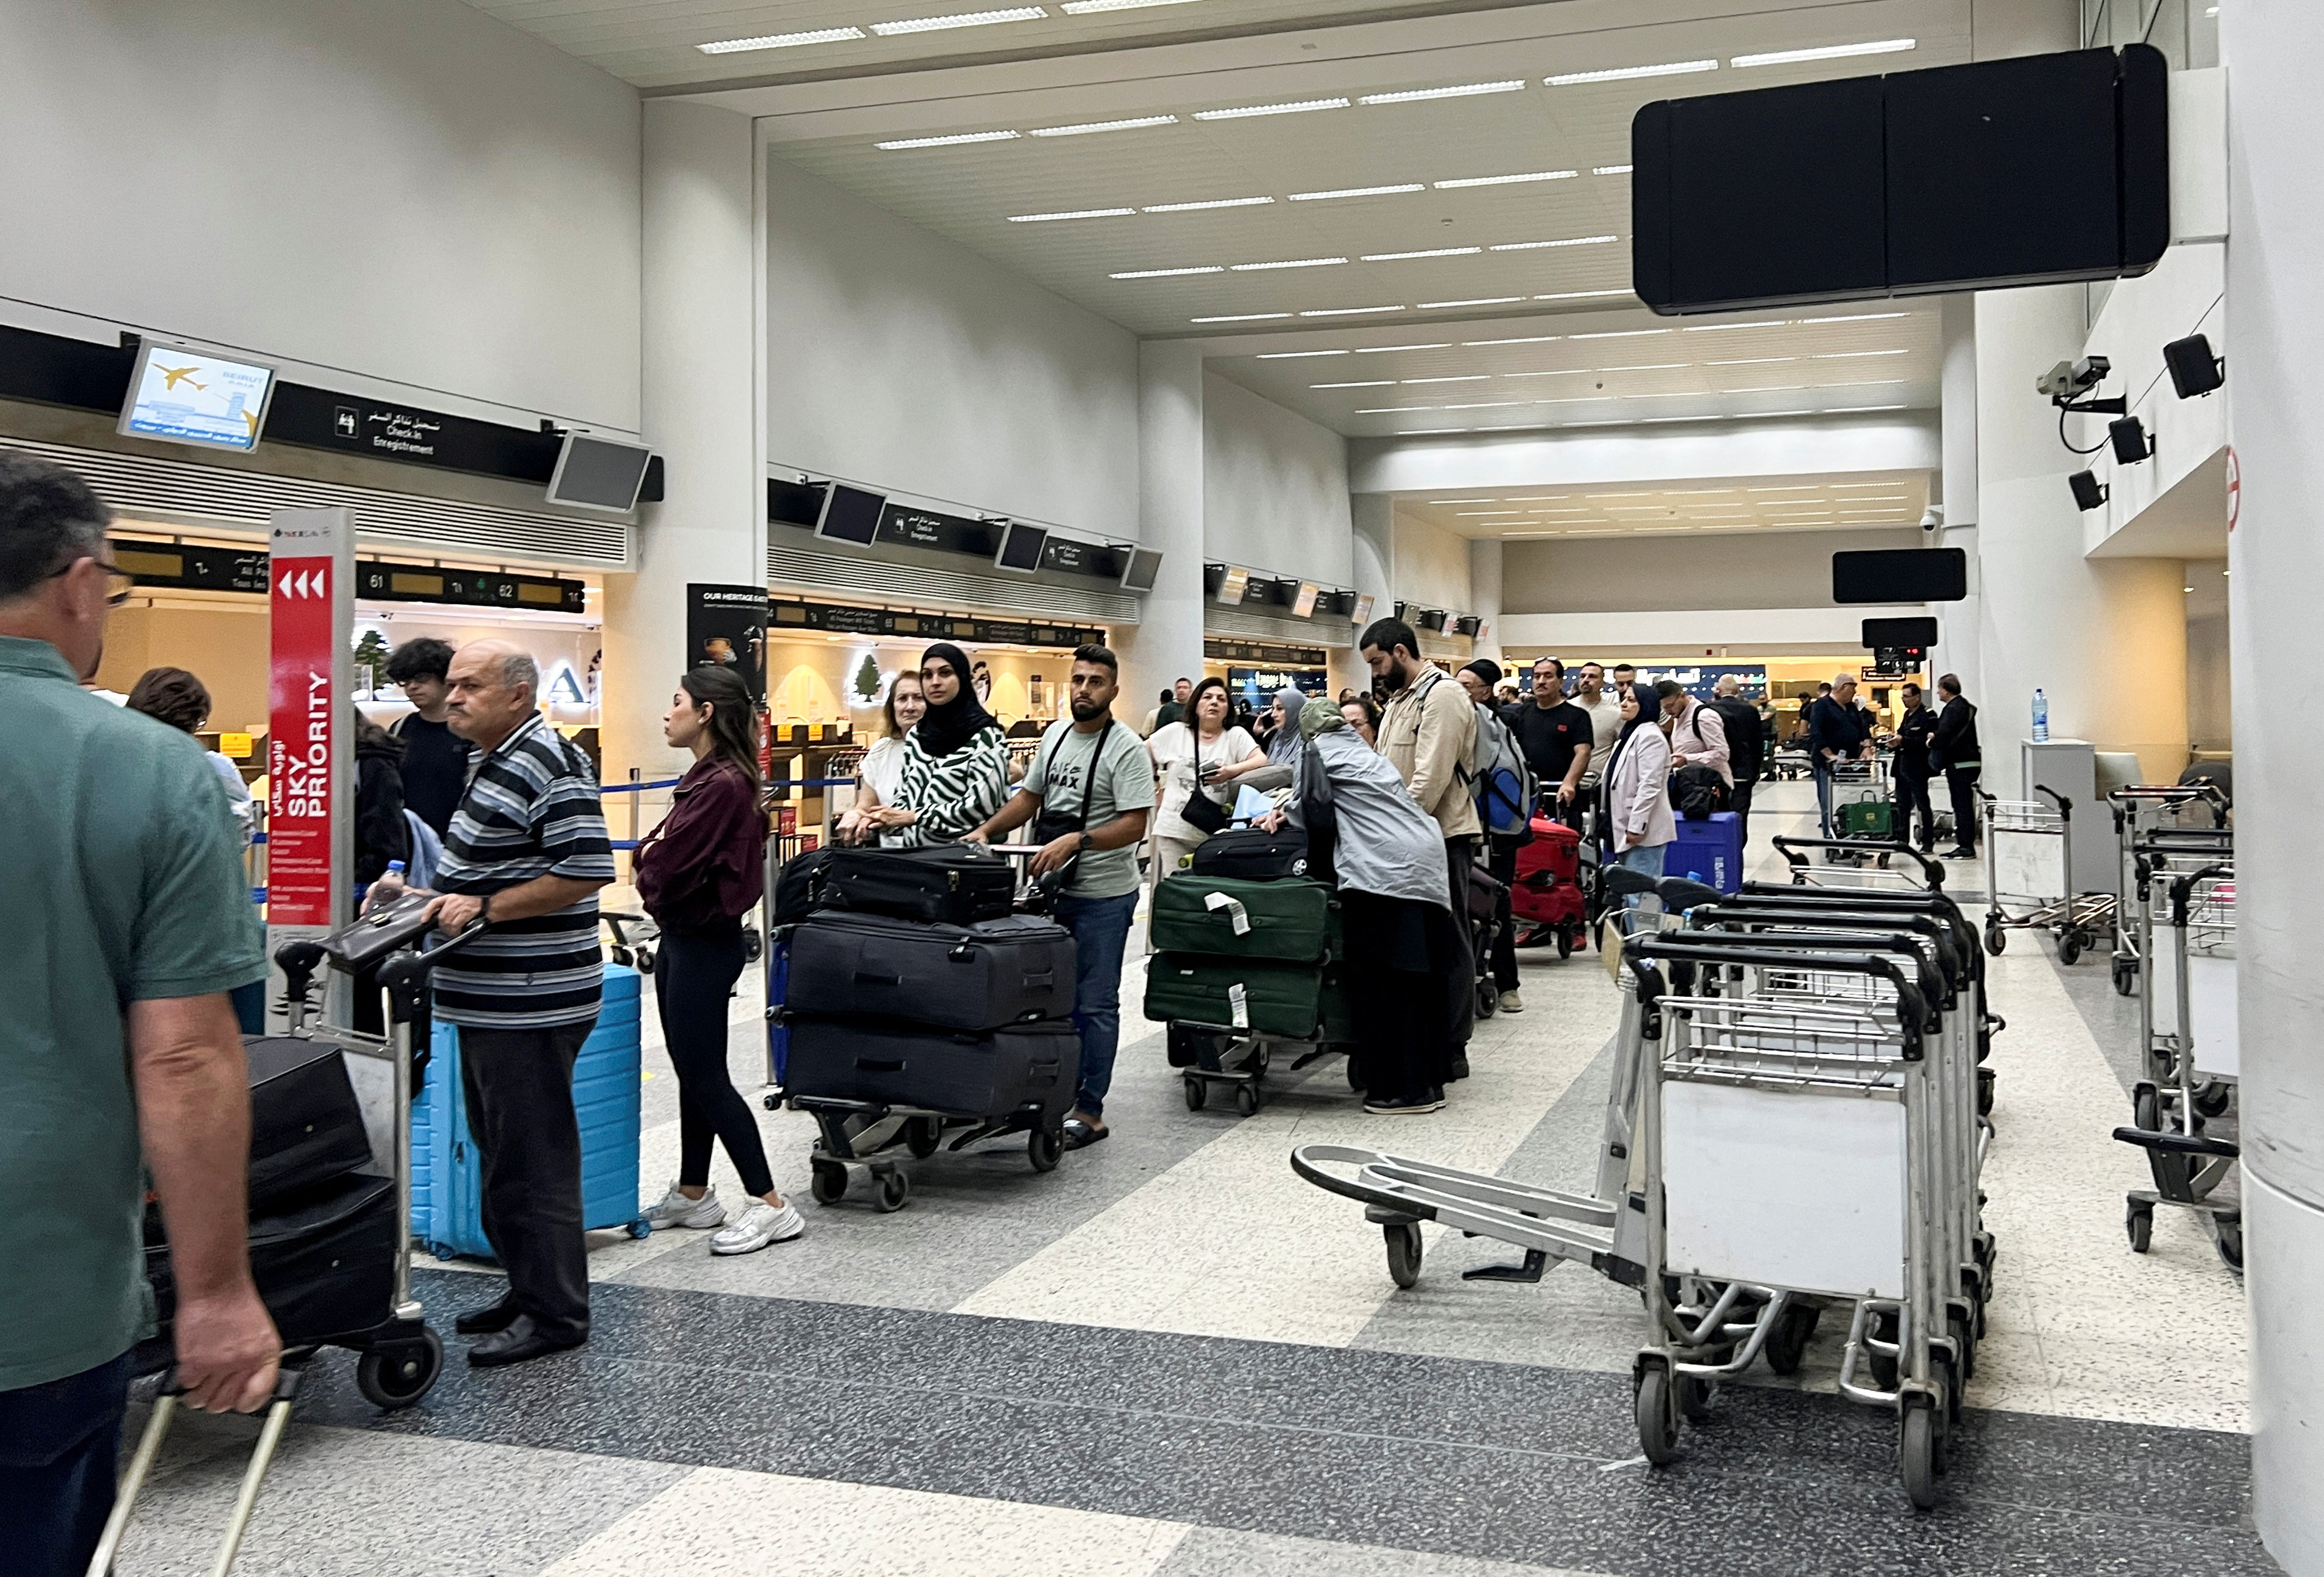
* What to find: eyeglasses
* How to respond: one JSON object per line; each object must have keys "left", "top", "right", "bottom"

{"left": 49, "top": 556, "right": 136, "bottom": 606}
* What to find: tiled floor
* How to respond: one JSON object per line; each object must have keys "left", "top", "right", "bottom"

{"left": 112, "top": 782, "right": 2274, "bottom": 1575}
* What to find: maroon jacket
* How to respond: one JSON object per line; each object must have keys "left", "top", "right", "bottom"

{"left": 634, "top": 759, "right": 767, "bottom": 932}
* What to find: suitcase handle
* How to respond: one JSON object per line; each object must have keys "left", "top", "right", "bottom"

{"left": 853, "top": 969, "right": 906, "bottom": 986}
{"left": 856, "top": 1057, "right": 907, "bottom": 1073}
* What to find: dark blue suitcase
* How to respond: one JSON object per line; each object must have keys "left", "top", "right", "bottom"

{"left": 1667, "top": 811, "right": 1744, "bottom": 894}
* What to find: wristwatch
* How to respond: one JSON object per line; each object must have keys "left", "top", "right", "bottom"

{"left": 1076, "top": 832, "right": 1094, "bottom": 855}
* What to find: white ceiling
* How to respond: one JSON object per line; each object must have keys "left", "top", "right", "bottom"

{"left": 1394, "top": 467, "right": 1932, "bottom": 539}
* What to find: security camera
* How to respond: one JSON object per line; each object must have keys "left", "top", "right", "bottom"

{"left": 2068, "top": 470, "right": 2109, "bottom": 512}
{"left": 1920, "top": 503, "right": 1944, "bottom": 534}
{"left": 2037, "top": 355, "right": 2112, "bottom": 401}
{"left": 2108, "top": 416, "right": 2152, "bottom": 466}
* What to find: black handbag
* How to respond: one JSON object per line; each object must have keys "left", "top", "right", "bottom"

{"left": 325, "top": 891, "right": 445, "bottom": 971}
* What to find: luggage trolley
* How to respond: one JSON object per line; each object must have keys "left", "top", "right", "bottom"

{"left": 93, "top": 913, "right": 473, "bottom": 1577}
{"left": 2126, "top": 830, "right": 2236, "bottom": 1099}
{"left": 2114, "top": 862, "right": 2243, "bottom": 1270}
{"left": 1978, "top": 785, "right": 2113, "bottom": 961}
{"left": 1773, "top": 834, "right": 1950, "bottom": 895}
{"left": 2106, "top": 786, "right": 2229, "bottom": 997}
{"left": 1825, "top": 757, "right": 1894, "bottom": 856}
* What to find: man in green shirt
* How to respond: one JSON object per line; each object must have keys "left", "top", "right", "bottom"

{"left": 0, "top": 454, "right": 279, "bottom": 1575}
{"left": 966, "top": 644, "right": 1153, "bottom": 1151}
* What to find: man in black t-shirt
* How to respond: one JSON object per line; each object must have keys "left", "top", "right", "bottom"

{"left": 1507, "top": 657, "right": 1594, "bottom": 829}
{"left": 386, "top": 637, "right": 477, "bottom": 837}
{"left": 1705, "top": 675, "right": 1767, "bottom": 849}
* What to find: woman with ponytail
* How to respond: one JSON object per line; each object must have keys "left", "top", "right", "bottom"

{"left": 633, "top": 666, "right": 802, "bottom": 1256}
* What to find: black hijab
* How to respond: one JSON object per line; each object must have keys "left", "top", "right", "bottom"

{"left": 913, "top": 641, "right": 1000, "bottom": 758}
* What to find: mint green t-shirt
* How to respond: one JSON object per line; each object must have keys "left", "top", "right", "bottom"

{"left": 1021, "top": 716, "right": 1156, "bottom": 899}
{"left": 0, "top": 637, "right": 266, "bottom": 1389}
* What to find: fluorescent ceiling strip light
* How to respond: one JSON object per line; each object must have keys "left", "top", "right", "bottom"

{"left": 1311, "top": 381, "right": 1397, "bottom": 388}
{"left": 1404, "top": 427, "right": 1473, "bottom": 434}
{"left": 1355, "top": 343, "right": 1448, "bottom": 352}
{"left": 1465, "top": 335, "right": 1561, "bottom": 346}
{"left": 1111, "top": 265, "right": 1223, "bottom": 278}
{"left": 1255, "top": 349, "right": 1347, "bottom": 357}
{"left": 1287, "top": 184, "right": 1426, "bottom": 202}
{"left": 1751, "top": 410, "right": 1814, "bottom": 417}
{"left": 1547, "top": 60, "right": 1716, "bottom": 86}
{"left": 1420, "top": 296, "right": 1526, "bottom": 309}
{"left": 1536, "top": 289, "right": 1631, "bottom": 300}
{"left": 1301, "top": 306, "right": 1406, "bottom": 316}
{"left": 1456, "top": 510, "right": 1529, "bottom": 516}
{"left": 1666, "top": 488, "right": 1738, "bottom": 495}
{"left": 1142, "top": 196, "right": 1273, "bottom": 212}
{"left": 700, "top": 26, "right": 864, "bottom": 52}
{"left": 1440, "top": 401, "right": 1527, "bottom": 409}
{"left": 1832, "top": 482, "right": 1905, "bottom": 489}
{"left": 1193, "top": 97, "right": 1350, "bottom": 120}
{"left": 1230, "top": 256, "right": 1347, "bottom": 270}
{"left": 1489, "top": 235, "right": 1619, "bottom": 251}
{"left": 1600, "top": 362, "right": 1688, "bottom": 371}
{"left": 1592, "top": 164, "right": 1633, "bottom": 176}
{"left": 1009, "top": 207, "right": 1137, "bottom": 222}
{"left": 1028, "top": 115, "right": 1178, "bottom": 137}
{"left": 1726, "top": 385, "right": 1808, "bottom": 392}
{"left": 1195, "top": 312, "right": 1294, "bottom": 323}
{"left": 1356, "top": 406, "right": 1440, "bottom": 414}
{"left": 1361, "top": 247, "right": 1483, "bottom": 261}
{"left": 1360, "top": 81, "right": 1525, "bottom": 105}
{"left": 1403, "top": 376, "right": 1490, "bottom": 384}
{"left": 1427, "top": 498, "right": 1499, "bottom": 503}
{"left": 875, "top": 129, "right": 1020, "bottom": 149}
{"left": 1434, "top": 170, "right": 1578, "bottom": 189}
{"left": 871, "top": 8, "right": 1048, "bottom": 37}
{"left": 1707, "top": 357, "right": 1797, "bottom": 366}
{"left": 1732, "top": 38, "right": 1916, "bottom": 68}
{"left": 1571, "top": 329, "right": 1671, "bottom": 339}
{"left": 1814, "top": 349, "right": 1911, "bottom": 359}
{"left": 1827, "top": 404, "right": 1908, "bottom": 412}
{"left": 1800, "top": 312, "right": 1910, "bottom": 323}
{"left": 1681, "top": 319, "right": 1792, "bottom": 331}
{"left": 1061, "top": 0, "right": 1209, "bottom": 11}
{"left": 1749, "top": 485, "right": 1819, "bottom": 491}
{"left": 1503, "top": 531, "right": 1557, "bottom": 537}
{"left": 1829, "top": 378, "right": 1910, "bottom": 387}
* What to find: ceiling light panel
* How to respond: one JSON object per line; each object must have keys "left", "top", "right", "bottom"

{"left": 1732, "top": 38, "right": 1916, "bottom": 67}
{"left": 1193, "top": 97, "right": 1350, "bottom": 120}
{"left": 1194, "top": 313, "right": 1293, "bottom": 323}
{"left": 699, "top": 27, "right": 864, "bottom": 53}
{"left": 1287, "top": 184, "right": 1427, "bottom": 202}
{"left": 1026, "top": 115, "right": 1178, "bottom": 137}
{"left": 1313, "top": 381, "right": 1397, "bottom": 388}
{"left": 1255, "top": 349, "right": 1348, "bottom": 358}
{"left": 1301, "top": 305, "right": 1405, "bottom": 316}
{"left": 1229, "top": 256, "right": 1347, "bottom": 270}
{"left": 1008, "top": 207, "right": 1137, "bottom": 222}
{"left": 1060, "top": 0, "right": 1210, "bottom": 11}
{"left": 874, "top": 130, "right": 1020, "bottom": 150}
{"left": 871, "top": 8, "right": 1049, "bottom": 37}
{"left": 1141, "top": 196, "right": 1272, "bottom": 212}
{"left": 1110, "top": 265, "right": 1222, "bottom": 278}
{"left": 1434, "top": 171, "right": 1578, "bottom": 188}
{"left": 1359, "top": 81, "right": 1526, "bottom": 105}
{"left": 1489, "top": 235, "right": 1619, "bottom": 251}
{"left": 1547, "top": 60, "right": 1717, "bottom": 85}
{"left": 1361, "top": 247, "right": 1483, "bottom": 261}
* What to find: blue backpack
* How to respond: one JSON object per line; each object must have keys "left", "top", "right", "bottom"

{"left": 1470, "top": 704, "right": 1536, "bottom": 841}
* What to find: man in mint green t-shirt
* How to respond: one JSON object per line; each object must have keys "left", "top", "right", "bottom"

{"left": 966, "top": 644, "right": 1153, "bottom": 1152}
{"left": 0, "top": 453, "right": 277, "bottom": 1576}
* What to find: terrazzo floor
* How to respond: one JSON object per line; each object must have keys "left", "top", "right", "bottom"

{"left": 110, "top": 780, "right": 2272, "bottom": 1576}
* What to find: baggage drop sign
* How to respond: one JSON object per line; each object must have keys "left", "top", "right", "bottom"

{"left": 268, "top": 556, "right": 336, "bottom": 926}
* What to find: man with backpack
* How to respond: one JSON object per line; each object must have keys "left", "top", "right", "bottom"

{"left": 1658, "top": 681, "right": 1731, "bottom": 823}
{"left": 1704, "top": 674, "right": 1765, "bottom": 849}
{"left": 1459, "top": 660, "right": 1536, "bottom": 1013}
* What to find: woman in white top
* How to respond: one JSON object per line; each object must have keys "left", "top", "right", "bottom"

{"left": 1599, "top": 682, "right": 1677, "bottom": 906}
{"left": 1145, "top": 675, "right": 1266, "bottom": 889}
{"left": 837, "top": 672, "right": 925, "bottom": 845}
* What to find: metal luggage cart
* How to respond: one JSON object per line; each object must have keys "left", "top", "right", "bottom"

{"left": 1773, "top": 834, "right": 1949, "bottom": 895}
{"left": 1177, "top": 1025, "right": 1354, "bottom": 1117}
{"left": 1978, "top": 786, "right": 2113, "bottom": 961}
{"left": 2106, "top": 786, "right": 2229, "bottom": 996}
{"left": 1624, "top": 931, "right": 1973, "bottom": 1511}
{"left": 2114, "top": 862, "right": 2243, "bottom": 1270}
{"left": 1824, "top": 757, "right": 1894, "bottom": 857}
{"left": 2127, "top": 830, "right": 2236, "bottom": 1092}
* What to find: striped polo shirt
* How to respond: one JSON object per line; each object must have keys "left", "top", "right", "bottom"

{"left": 430, "top": 714, "right": 615, "bottom": 1029}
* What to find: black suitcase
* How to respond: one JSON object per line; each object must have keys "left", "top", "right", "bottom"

{"left": 785, "top": 1017, "right": 1077, "bottom": 1126}
{"left": 1188, "top": 826, "right": 1312, "bottom": 881}
{"left": 785, "top": 911, "right": 1075, "bottom": 1031}
{"left": 780, "top": 844, "right": 1016, "bottom": 926}
{"left": 245, "top": 1037, "right": 374, "bottom": 1209}
{"left": 145, "top": 1172, "right": 398, "bottom": 1349}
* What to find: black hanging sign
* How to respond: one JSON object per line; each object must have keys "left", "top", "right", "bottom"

{"left": 686, "top": 584, "right": 770, "bottom": 702}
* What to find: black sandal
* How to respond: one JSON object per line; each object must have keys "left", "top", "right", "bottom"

{"left": 1061, "top": 1117, "right": 1110, "bottom": 1151}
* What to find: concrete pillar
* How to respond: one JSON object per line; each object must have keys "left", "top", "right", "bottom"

{"left": 1931, "top": 292, "right": 1983, "bottom": 699}
{"left": 1972, "top": 283, "right": 2188, "bottom": 796}
{"left": 1118, "top": 340, "right": 1206, "bottom": 718}
{"left": 2223, "top": 4, "right": 2324, "bottom": 1568}
{"left": 1343, "top": 493, "right": 1395, "bottom": 696}
{"left": 1468, "top": 537, "right": 1505, "bottom": 672}
{"left": 611, "top": 101, "right": 764, "bottom": 801}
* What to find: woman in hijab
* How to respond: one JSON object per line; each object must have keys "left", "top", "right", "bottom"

{"left": 1598, "top": 681, "right": 1675, "bottom": 906}
{"left": 1263, "top": 701, "right": 1459, "bottom": 1116}
{"left": 1233, "top": 686, "right": 1309, "bottom": 796}
{"left": 868, "top": 643, "right": 1010, "bottom": 845}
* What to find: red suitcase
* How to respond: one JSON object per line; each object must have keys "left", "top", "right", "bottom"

{"left": 1512, "top": 818, "right": 1587, "bottom": 954}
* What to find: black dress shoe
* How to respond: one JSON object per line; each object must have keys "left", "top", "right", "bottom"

{"left": 454, "top": 1297, "right": 521, "bottom": 1336}
{"left": 467, "top": 1315, "right": 587, "bottom": 1369}
{"left": 1447, "top": 1052, "right": 1471, "bottom": 1082}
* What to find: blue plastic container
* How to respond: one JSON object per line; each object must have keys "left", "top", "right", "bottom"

{"left": 410, "top": 964, "right": 648, "bottom": 1261}
{"left": 1667, "top": 812, "right": 1744, "bottom": 895}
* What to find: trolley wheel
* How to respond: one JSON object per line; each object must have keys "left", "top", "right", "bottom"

{"left": 1557, "top": 926, "right": 1575, "bottom": 959}
{"left": 1977, "top": 1066, "right": 1995, "bottom": 1119}
{"left": 1983, "top": 924, "right": 2007, "bottom": 956}
{"left": 355, "top": 1327, "right": 443, "bottom": 1411}
{"left": 809, "top": 1160, "right": 848, "bottom": 1206}
{"left": 742, "top": 926, "right": 764, "bottom": 965}
{"left": 635, "top": 945, "right": 656, "bottom": 978}
{"left": 1869, "top": 1307, "right": 1901, "bottom": 1392}
{"left": 1678, "top": 1373, "right": 1716, "bottom": 1423}
{"left": 906, "top": 1117, "right": 944, "bottom": 1160}
{"left": 1765, "top": 1302, "right": 1819, "bottom": 1377}
{"left": 628, "top": 1218, "right": 651, "bottom": 1240}
{"left": 1235, "top": 1083, "right": 1259, "bottom": 1117}
{"left": 873, "top": 1168, "right": 911, "bottom": 1214}
{"left": 1183, "top": 1075, "right": 1207, "bottom": 1111}
{"left": 2126, "top": 1201, "right": 2153, "bottom": 1254}
{"left": 2216, "top": 1217, "right": 2245, "bottom": 1272}
{"left": 762, "top": 1092, "right": 782, "bottom": 1112}
{"left": 2057, "top": 930, "right": 2083, "bottom": 967}
{"left": 2113, "top": 956, "right": 2137, "bottom": 997}
{"left": 2194, "top": 1081, "right": 2234, "bottom": 1119}
{"left": 2133, "top": 1084, "right": 2161, "bottom": 1133}
{"left": 1475, "top": 978, "right": 1499, "bottom": 1018}
{"left": 1028, "top": 1127, "right": 1062, "bottom": 1173}
{"left": 1900, "top": 1397, "right": 1941, "bottom": 1511}
{"left": 1384, "top": 1221, "right": 1424, "bottom": 1289}
{"left": 1634, "top": 1364, "right": 1680, "bottom": 1466}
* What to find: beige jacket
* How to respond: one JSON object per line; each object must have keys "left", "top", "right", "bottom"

{"left": 1378, "top": 666, "right": 1481, "bottom": 840}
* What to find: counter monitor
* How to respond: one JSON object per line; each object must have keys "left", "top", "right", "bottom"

{"left": 546, "top": 434, "right": 652, "bottom": 514}
{"left": 816, "top": 484, "right": 888, "bottom": 547}
{"left": 117, "top": 339, "right": 278, "bottom": 453}
{"left": 1120, "top": 547, "right": 1164, "bottom": 593}
{"left": 994, "top": 521, "right": 1049, "bottom": 575}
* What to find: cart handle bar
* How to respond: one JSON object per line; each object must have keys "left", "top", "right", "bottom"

{"left": 2167, "top": 862, "right": 2234, "bottom": 927}
{"left": 1770, "top": 835, "right": 1947, "bottom": 888}
{"left": 1690, "top": 906, "right": 1965, "bottom": 991}
{"left": 1655, "top": 922, "right": 1951, "bottom": 1007}
{"left": 1624, "top": 935, "right": 1934, "bottom": 1040}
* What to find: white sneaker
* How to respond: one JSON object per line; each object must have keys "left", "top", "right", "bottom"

{"left": 712, "top": 1200, "right": 807, "bottom": 1256}
{"left": 1498, "top": 990, "right": 1525, "bottom": 1014}
{"left": 644, "top": 1182, "right": 726, "bottom": 1230}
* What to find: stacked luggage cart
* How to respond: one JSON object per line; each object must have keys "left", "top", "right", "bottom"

{"left": 1295, "top": 853, "right": 2000, "bottom": 1512}
{"left": 1978, "top": 785, "right": 2114, "bottom": 961}
{"left": 2106, "top": 784, "right": 2230, "bottom": 997}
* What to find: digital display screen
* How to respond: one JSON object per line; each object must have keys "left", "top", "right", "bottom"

{"left": 390, "top": 572, "right": 445, "bottom": 598}
{"left": 1351, "top": 594, "right": 1375, "bottom": 626}
{"left": 994, "top": 522, "right": 1049, "bottom": 575}
{"left": 816, "top": 485, "right": 888, "bottom": 547}
{"left": 1121, "top": 548, "right": 1163, "bottom": 592}
{"left": 1293, "top": 582, "right": 1320, "bottom": 619}
{"left": 117, "top": 340, "right": 277, "bottom": 452}
{"left": 113, "top": 547, "right": 184, "bottom": 579}
{"left": 546, "top": 434, "right": 652, "bottom": 514}
{"left": 1832, "top": 548, "right": 1967, "bottom": 604}
{"left": 517, "top": 582, "right": 567, "bottom": 607}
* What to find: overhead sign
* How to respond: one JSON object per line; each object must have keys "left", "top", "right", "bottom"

{"left": 768, "top": 596, "right": 1104, "bottom": 650}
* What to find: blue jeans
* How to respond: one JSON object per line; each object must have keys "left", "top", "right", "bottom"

{"left": 0, "top": 1351, "right": 131, "bottom": 1577}
{"left": 1618, "top": 842, "right": 1667, "bottom": 911}
{"left": 1814, "top": 762, "right": 1835, "bottom": 837}
{"left": 1052, "top": 889, "right": 1139, "bottom": 1119}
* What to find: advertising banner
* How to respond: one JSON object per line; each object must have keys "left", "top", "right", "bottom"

{"left": 687, "top": 583, "right": 770, "bottom": 702}
{"left": 267, "top": 552, "right": 336, "bottom": 926}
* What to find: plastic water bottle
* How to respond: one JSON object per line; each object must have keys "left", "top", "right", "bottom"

{"left": 386, "top": 860, "right": 406, "bottom": 880}
{"left": 2031, "top": 688, "right": 2049, "bottom": 744}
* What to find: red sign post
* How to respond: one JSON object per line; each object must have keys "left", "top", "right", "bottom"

{"left": 267, "top": 556, "right": 337, "bottom": 926}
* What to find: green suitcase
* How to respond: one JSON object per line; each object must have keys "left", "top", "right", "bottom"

{"left": 1148, "top": 874, "right": 1341, "bottom": 964}
{"left": 1838, "top": 799, "right": 1894, "bottom": 838}
{"left": 1145, "top": 953, "right": 1342, "bottom": 1039}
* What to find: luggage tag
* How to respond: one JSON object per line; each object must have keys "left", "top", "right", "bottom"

{"left": 1228, "top": 981, "right": 1249, "bottom": 1029}
{"left": 1203, "top": 891, "right": 1252, "bottom": 936}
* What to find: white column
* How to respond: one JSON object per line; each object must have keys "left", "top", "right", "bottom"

{"left": 1972, "top": 284, "right": 2188, "bottom": 796}
{"left": 1343, "top": 493, "right": 1395, "bottom": 695}
{"left": 2225, "top": 5, "right": 2324, "bottom": 1569}
{"left": 1930, "top": 292, "right": 1983, "bottom": 698}
{"left": 1118, "top": 340, "right": 1206, "bottom": 717}
{"left": 609, "top": 101, "right": 764, "bottom": 795}
{"left": 1468, "top": 537, "right": 1505, "bottom": 671}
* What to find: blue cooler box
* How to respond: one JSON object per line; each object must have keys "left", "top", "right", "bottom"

{"left": 1667, "top": 812, "right": 1744, "bottom": 895}
{"left": 410, "top": 964, "right": 649, "bottom": 1261}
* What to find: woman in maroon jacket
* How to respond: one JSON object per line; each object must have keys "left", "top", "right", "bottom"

{"left": 634, "top": 666, "right": 802, "bottom": 1256}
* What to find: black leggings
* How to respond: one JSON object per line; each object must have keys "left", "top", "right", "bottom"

{"left": 655, "top": 919, "right": 775, "bottom": 1200}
